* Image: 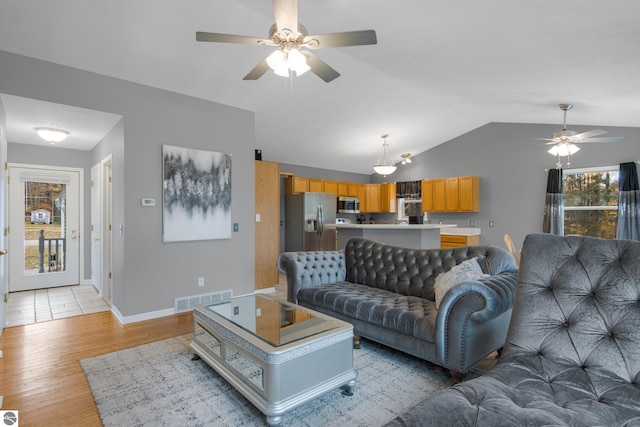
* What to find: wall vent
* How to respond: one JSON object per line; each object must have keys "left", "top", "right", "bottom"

{"left": 175, "top": 289, "right": 233, "bottom": 313}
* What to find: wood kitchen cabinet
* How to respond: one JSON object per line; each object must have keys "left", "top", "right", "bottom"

{"left": 380, "top": 183, "right": 397, "bottom": 213}
{"left": 284, "top": 176, "right": 309, "bottom": 194}
{"left": 308, "top": 178, "right": 323, "bottom": 192}
{"left": 440, "top": 234, "right": 481, "bottom": 248}
{"left": 337, "top": 182, "right": 349, "bottom": 197}
{"left": 422, "top": 176, "right": 480, "bottom": 213}
{"left": 323, "top": 180, "right": 338, "bottom": 195}
{"left": 364, "top": 184, "right": 381, "bottom": 212}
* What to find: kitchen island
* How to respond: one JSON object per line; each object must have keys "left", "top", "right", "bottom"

{"left": 335, "top": 223, "right": 457, "bottom": 250}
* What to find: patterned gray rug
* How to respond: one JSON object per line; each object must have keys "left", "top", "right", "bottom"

{"left": 81, "top": 334, "right": 454, "bottom": 426}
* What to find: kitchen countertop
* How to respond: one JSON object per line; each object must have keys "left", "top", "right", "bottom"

{"left": 335, "top": 223, "right": 457, "bottom": 230}
{"left": 440, "top": 227, "right": 481, "bottom": 236}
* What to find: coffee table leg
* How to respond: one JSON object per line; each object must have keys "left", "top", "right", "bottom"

{"left": 266, "top": 415, "right": 282, "bottom": 426}
{"left": 341, "top": 379, "right": 356, "bottom": 396}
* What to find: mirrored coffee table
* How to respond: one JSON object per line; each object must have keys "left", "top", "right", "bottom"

{"left": 191, "top": 294, "right": 357, "bottom": 426}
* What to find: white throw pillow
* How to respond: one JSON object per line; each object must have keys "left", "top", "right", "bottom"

{"left": 434, "top": 258, "right": 488, "bottom": 309}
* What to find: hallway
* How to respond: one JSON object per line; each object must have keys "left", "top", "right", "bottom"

{"left": 5, "top": 285, "right": 110, "bottom": 327}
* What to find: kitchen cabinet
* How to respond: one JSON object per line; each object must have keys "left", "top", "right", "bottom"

{"left": 337, "top": 182, "right": 349, "bottom": 197}
{"left": 380, "top": 183, "right": 397, "bottom": 213}
{"left": 363, "top": 183, "right": 395, "bottom": 213}
{"left": 284, "top": 176, "right": 309, "bottom": 195}
{"left": 422, "top": 176, "right": 480, "bottom": 213}
{"left": 323, "top": 180, "right": 338, "bottom": 195}
{"left": 458, "top": 176, "right": 480, "bottom": 212}
{"left": 364, "top": 184, "right": 381, "bottom": 212}
{"left": 440, "top": 234, "right": 480, "bottom": 248}
{"left": 255, "top": 161, "right": 280, "bottom": 289}
{"left": 308, "top": 178, "right": 323, "bottom": 192}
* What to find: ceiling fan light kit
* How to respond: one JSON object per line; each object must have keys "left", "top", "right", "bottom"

{"left": 540, "top": 103, "right": 622, "bottom": 168}
{"left": 373, "top": 134, "right": 397, "bottom": 176}
{"left": 34, "top": 127, "right": 69, "bottom": 144}
{"left": 196, "top": 0, "right": 377, "bottom": 83}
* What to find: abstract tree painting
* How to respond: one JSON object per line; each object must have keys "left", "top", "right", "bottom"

{"left": 162, "top": 145, "right": 231, "bottom": 242}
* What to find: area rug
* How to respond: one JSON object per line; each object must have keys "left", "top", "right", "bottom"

{"left": 81, "top": 334, "right": 456, "bottom": 426}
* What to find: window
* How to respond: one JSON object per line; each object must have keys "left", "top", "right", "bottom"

{"left": 563, "top": 166, "right": 618, "bottom": 238}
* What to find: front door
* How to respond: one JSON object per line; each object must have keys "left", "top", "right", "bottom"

{"left": 9, "top": 165, "right": 81, "bottom": 291}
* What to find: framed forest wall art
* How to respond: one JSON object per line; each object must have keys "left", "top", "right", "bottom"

{"left": 162, "top": 145, "right": 232, "bottom": 242}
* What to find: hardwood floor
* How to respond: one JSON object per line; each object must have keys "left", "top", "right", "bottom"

{"left": 0, "top": 310, "right": 193, "bottom": 426}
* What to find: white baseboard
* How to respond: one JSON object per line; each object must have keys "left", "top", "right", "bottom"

{"left": 111, "top": 305, "right": 176, "bottom": 325}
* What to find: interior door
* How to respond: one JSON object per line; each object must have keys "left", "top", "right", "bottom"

{"left": 9, "top": 165, "right": 80, "bottom": 291}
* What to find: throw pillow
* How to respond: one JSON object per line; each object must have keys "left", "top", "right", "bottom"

{"left": 434, "top": 258, "right": 488, "bottom": 309}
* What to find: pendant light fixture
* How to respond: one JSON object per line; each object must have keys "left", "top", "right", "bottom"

{"left": 373, "top": 134, "right": 397, "bottom": 176}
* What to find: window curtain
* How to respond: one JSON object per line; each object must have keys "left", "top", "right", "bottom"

{"left": 616, "top": 162, "right": 640, "bottom": 240}
{"left": 396, "top": 181, "right": 421, "bottom": 199}
{"left": 543, "top": 168, "right": 563, "bottom": 235}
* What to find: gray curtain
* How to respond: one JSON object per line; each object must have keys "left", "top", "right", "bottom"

{"left": 396, "top": 181, "right": 421, "bottom": 199}
{"left": 543, "top": 168, "right": 563, "bottom": 235}
{"left": 616, "top": 162, "right": 640, "bottom": 240}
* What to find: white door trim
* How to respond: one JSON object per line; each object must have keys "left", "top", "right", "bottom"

{"left": 8, "top": 163, "right": 84, "bottom": 291}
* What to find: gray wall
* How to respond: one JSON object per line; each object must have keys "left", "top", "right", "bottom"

{"left": 0, "top": 50, "right": 255, "bottom": 318}
{"left": 8, "top": 143, "right": 94, "bottom": 278}
{"left": 374, "top": 122, "right": 640, "bottom": 249}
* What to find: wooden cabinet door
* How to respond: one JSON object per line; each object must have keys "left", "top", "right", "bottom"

{"left": 337, "top": 182, "right": 349, "bottom": 197}
{"left": 285, "top": 176, "right": 309, "bottom": 194}
{"left": 255, "top": 161, "right": 280, "bottom": 289}
{"left": 364, "top": 184, "right": 381, "bottom": 212}
{"left": 380, "top": 183, "right": 397, "bottom": 212}
{"left": 308, "top": 178, "right": 323, "bottom": 192}
{"left": 444, "top": 178, "right": 459, "bottom": 211}
{"left": 347, "top": 183, "right": 360, "bottom": 197}
{"left": 323, "top": 180, "right": 338, "bottom": 195}
{"left": 432, "top": 179, "right": 446, "bottom": 211}
{"left": 458, "top": 176, "right": 480, "bottom": 212}
{"left": 422, "top": 180, "right": 433, "bottom": 212}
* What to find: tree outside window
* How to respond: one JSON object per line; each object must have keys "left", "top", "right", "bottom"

{"left": 563, "top": 167, "right": 618, "bottom": 239}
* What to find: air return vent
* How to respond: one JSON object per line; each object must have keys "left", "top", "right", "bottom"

{"left": 175, "top": 289, "right": 233, "bottom": 313}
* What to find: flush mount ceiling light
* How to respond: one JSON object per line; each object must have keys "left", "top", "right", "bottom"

{"left": 35, "top": 127, "right": 69, "bottom": 145}
{"left": 400, "top": 153, "right": 412, "bottom": 165}
{"left": 373, "top": 134, "right": 397, "bottom": 176}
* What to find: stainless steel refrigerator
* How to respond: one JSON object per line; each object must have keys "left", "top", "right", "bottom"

{"left": 285, "top": 192, "right": 337, "bottom": 251}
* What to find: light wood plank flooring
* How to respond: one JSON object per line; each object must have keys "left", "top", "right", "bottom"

{"left": 0, "top": 310, "right": 193, "bottom": 426}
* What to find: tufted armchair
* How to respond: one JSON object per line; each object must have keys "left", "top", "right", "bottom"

{"left": 387, "top": 233, "right": 640, "bottom": 426}
{"left": 277, "top": 237, "right": 519, "bottom": 378}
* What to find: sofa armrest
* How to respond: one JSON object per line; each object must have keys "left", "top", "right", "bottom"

{"left": 276, "top": 251, "right": 346, "bottom": 303}
{"left": 435, "top": 269, "right": 519, "bottom": 371}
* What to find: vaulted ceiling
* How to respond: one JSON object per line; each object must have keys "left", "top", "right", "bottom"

{"left": 1, "top": 1, "right": 639, "bottom": 174}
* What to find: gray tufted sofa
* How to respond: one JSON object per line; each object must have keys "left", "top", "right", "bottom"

{"left": 387, "top": 233, "right": 640, "bottom": 427}
{"left": 277, "top": 237, "right": 519, "bottom": 377}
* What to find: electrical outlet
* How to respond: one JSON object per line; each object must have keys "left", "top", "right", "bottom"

{"left": 439, "top": 220, "right": 443, "bottom": 224}
{"left": 233, "top": 223, "right": 239, "bottom": 232}
{"left": 233, "top": 306, "right": 239, "bottom": 315}
{"left": 470, "top": 220, "right": 474, "bottom": 227}
{"left": 489, "top": 221, "right": 494, "bottom": 227}
{"left": 198, "top": 277, "right": 204, "bottom": 287}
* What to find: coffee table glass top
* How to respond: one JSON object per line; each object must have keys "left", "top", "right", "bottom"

{"left": 204, "top": 294, "right": 338, "bottom": 347}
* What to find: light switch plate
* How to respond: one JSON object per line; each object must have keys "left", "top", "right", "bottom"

{"left": 141, "top": 198, "right": 156, "bottom": 207}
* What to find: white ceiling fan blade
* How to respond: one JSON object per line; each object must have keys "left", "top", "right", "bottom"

{"left": 305, "top": 51, "right": 340, "bottom": 82}
{"left": 304, "top": 30, "right": 378, "bottom": 49}
{"left": 273, "top": 0, "right": 298, "bottom": 36}
{"left": 196, "top": 32, "right": 267, "bottom": 45}
{"left": 243, "top": 58, "right": 271, "bottom": 80}
{"left": 576, "top": 136, "right": 624, "bottom": 143}
{"left": 572, "top": 129, "right": 608, "bottom": 140}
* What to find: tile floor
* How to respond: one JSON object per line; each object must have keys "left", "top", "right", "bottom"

{"left": 5, "top": 285, "right": 111, "bottom": 327}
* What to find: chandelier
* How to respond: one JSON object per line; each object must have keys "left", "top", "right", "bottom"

{"left": 373, "top": 134, "right": 397, "bottom": 176}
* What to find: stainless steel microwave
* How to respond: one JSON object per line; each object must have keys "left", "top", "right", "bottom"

{"left": 337, "top": 196, "right": 360, "bottom": 213}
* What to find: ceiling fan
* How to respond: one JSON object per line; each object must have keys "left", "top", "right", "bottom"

{"left": 539, "top": 103, "right": 623, "bottom": 167}
{"left": 195, "top": 0, "right": 377, "bottom": 82}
